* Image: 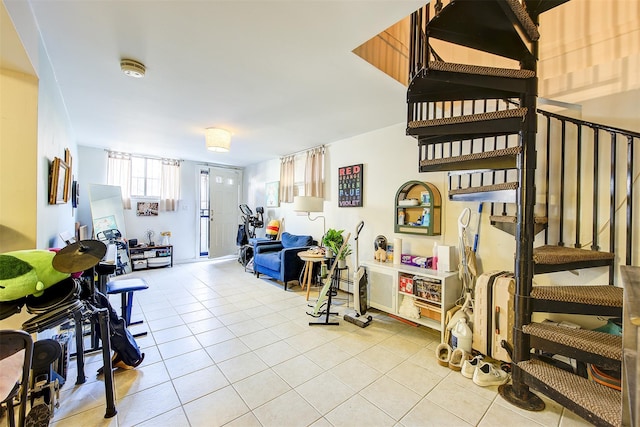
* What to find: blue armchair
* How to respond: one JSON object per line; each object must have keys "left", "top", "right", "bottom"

{"left": 253, "top": 232, "right": 315, "bottom": 290}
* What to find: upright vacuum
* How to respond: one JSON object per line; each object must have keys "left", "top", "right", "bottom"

{"left": 343, "top": 221, "right": 372, "bottom": 328}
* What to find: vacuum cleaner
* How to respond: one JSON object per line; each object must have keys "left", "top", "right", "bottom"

{"left": 343, "top": 221, "right": 373, "bottom": 328}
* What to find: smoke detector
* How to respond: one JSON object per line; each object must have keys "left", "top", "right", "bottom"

{"left": 120, "top": 59, "right": 146, "bottom": 78}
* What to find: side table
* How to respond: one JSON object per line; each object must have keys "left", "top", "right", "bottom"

{"left": 298, "top": 251, "right": 326, "bottom": 301}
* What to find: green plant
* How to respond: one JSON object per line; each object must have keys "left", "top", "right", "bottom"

{"left": 322, "top": 228, "right": 344, "bottom": 248}
{"left": 326, "top": 239, "right": 352, "bottom": 260}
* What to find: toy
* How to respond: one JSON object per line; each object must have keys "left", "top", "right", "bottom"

{"left": 374, "top": 235, "right": 387, "bottom": 262}
{"left": 0, "top": 250, "right": 70, "bottom": 301}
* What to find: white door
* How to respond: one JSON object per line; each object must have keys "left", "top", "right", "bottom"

{"left": 208, "top": 167, "right": 242, "bottom": 258}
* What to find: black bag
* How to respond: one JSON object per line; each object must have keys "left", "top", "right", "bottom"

{"left": 94, "top": 291, "right": 144, "bottom": 368}
{"left": 238, "top": 245, "right": 253, "bottom": 266}
{"left": 236, "top": 224, "right": 248, "bottom": 246}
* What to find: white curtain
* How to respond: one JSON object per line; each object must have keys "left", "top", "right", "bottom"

{"left": 279, "top": 155, "right": 295, "bottom": 204}
{"left": 304, "top": 146, "right": 325, "bottom": 198}
{"left": 160, "top": 159, "right": 181, "bottom": 211}
{"left": 107, "top": 152, "right": 132, "bottom": 209}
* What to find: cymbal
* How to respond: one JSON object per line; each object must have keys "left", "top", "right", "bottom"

{"left": 53, "top": 240, "right": 107, "bottom": 273}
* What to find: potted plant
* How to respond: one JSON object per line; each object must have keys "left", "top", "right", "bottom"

{"left": 322, "top": 228, "right": 344, "bottom": 258}
{"left": 326, "top": 238, "right": 352, "bottom": 268}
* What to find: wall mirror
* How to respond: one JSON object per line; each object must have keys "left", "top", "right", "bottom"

{"left": 88, "top": 184, "right": 131, "bottom": 274}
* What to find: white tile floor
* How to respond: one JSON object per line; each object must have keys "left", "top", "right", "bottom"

{"left": 36, "top": 259, "right": 592, "bottom": 426}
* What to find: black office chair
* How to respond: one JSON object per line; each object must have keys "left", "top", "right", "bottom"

{"left": 0, "top": 330, "right": 33, "bottom": 427}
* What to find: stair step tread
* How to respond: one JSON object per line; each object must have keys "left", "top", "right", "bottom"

{"left": 533, "top": 245, "right": 615, "bottom": 265}
{"left": 450, "top": 181, "right": 518, "bottom": 196}
{"left": 519, "top": 359, "right": 621, "bottom": 427}
{"left": 523, "top": 322, "right": 622, "bottom": 361}
{"left": 421, "top": 146, "right": 521, "bottom": 168}
{"left": 490, "top": 215, "right": 548, "bottom": 224}
{"left": 504, "top": 0, "right": 540, "bottom": 41}
{"left": 428, "top": 61, "right": 535, "bottom": 79}
{"left": 531, "top": 285, "right": 623, "bottom": 308}
{"left": 409, "top": 107, "right": 527, "bottom": 130}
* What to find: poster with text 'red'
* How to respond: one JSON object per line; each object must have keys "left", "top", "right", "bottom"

{"left": 338, "top": 164, "right": 363, "bottom": 207}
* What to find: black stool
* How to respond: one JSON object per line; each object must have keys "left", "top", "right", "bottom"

{"left": 106, "top": 278, "right": 149, "bottom": 337}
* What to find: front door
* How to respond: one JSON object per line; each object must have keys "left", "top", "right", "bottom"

{"left": 208, "top": 167, "right": 242, "bottom": 258}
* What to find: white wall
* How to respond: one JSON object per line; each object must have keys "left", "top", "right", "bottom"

{"left": 77, "top": 146, "right": 201, "bottom": 262}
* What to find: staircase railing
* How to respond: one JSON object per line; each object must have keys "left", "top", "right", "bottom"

{"left": 537, "top": 110, "right": 640, "bottom": 283}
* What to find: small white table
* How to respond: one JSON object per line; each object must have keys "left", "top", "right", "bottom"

{"left": 298, "top": 251, "right": 326, "bottom": 301}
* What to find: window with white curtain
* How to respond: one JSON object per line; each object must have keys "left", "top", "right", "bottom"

{"left": 107, "top": 151, "right": 181, "bottom": 211}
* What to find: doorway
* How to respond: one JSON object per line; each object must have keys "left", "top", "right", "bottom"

{"left": 198, "top": 167, "right": 242, "bottom": 258}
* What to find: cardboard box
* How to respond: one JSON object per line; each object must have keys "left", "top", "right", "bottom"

{"left": 401, "top": 254, "right": 433, "bottom": 269}
{"left": 399, "top": 274, "right": 414, "bottom": 294}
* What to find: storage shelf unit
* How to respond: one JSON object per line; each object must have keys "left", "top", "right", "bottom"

{"left": 130, "top": 245, "right": 173, "bottom": 271}
{"left": 395, "top": 181, "right": 442, "bottom": 235}
{"left": 362, "top": 260, "right": 460, "bottom": 341}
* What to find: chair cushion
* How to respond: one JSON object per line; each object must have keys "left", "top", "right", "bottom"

{"left": 258, "top": 252, "right": 282, "bottom": 272}
{"left": 281, "top": 232, "right": 313, "bottom": 249}
{"left": 106, "top": 278, "right": 149, "bottom": 294}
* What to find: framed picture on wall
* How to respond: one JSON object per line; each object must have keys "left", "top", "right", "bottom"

{"left": 137, "top": 201, "right": 159, "bottom": 216}
{"left": 265, "top": 181, "right": 280, "bottom": 207}
{"left": 338, "top": 163, "right": 363, "bottom": 207}
{"left": 49, "top": 157, "right": 70, "bottom": 204}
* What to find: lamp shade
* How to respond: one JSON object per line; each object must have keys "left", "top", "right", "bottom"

{"left": 293, "top": 196, "right": 323, "bottom": 213}
{"left": 205, "top": 128, "right": 231, "bottom": 152}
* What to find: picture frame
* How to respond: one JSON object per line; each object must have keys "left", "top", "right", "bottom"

{"left": 49, "top": 157, "right": 70, "bottom": 204}
{"left": 338, "top": 163, "right": 363, "bottom": 207}
{"left": 265, "top": 181, "right": 280, "bottom": 207}
{"left": 137, "top": 201, "right": 159, "bottom": 216}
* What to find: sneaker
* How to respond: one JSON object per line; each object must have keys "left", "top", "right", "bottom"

{"left": 448, "top": 348, "right": 467, "bottom": 371}
{"left": 461, "top": 355, "right": 483, "bottom": 379}
{"left": 472, "top": 361, "right": 511, "bottom": 387}
{"left": 435, "top": 343, "right": 452, "bottom": 367}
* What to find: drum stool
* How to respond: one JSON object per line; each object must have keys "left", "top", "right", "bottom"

{"left": 106, "top": 278, "right": 148, "bottom": 337}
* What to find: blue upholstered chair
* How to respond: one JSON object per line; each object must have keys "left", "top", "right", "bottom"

{"left": 253, "top": 232, "right": 315, "bottom": 290}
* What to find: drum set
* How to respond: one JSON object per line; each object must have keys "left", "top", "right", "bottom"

{"left": 1, "top": 240, "right": 118, "bottom": 420}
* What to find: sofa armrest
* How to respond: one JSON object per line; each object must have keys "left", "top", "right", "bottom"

{"left": 280, "top": 246, "right": 314, "bottom": 263}
{"left": 255, "top": 242, "right": 283, "bottom": 254}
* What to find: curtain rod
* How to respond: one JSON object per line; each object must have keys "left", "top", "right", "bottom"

{"left": 281, "top": 144, "right": 325, "bottom": 160}
{"left": 105, "top": 149, "right": 182, "bottom": 163}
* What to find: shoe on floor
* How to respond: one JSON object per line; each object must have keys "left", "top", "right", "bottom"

{"left": 472, "top": 361, "right": 511, "bottom": 387}
{"left": 436, "top": 343, "right": 452, "bottom": 367}
{"left": 449, "top": 348, "right": 467, "bottom": 371}
{"left": 461, "top": 355, "right": 483, "bottom": 378}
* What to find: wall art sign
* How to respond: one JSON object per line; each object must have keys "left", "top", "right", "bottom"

{"left": 265, "top": 181, "right": 280, "bottom": 207}
{"left": 338, "top": 163, "right": 363, "bottom": 207}
{"left": 136, "top": 201, "right": 159, "bottom": 216}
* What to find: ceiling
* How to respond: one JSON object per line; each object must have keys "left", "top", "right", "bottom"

{"left": 9, "top": 0, "right": 425, "bottom": 167}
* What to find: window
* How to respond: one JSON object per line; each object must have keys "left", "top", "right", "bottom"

{"left": 107, "top": 151, "right": 181, "bottom": 211}
{"left": 131, "top": 157, "right": 162, "bottom": 197}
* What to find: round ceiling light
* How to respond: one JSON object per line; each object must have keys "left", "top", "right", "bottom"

{"left": 120, "top": 59, "right": 146, "bottom": 78}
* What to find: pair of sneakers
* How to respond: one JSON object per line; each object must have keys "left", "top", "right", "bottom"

{"left": 461, "top": 355, "right": 510, "bottom": 387}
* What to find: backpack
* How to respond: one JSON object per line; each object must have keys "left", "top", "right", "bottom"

{"left": 94, "top": 291, "right": 144, "bottom": 368}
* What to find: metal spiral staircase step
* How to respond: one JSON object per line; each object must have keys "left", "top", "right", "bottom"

{"left": 490, "top": 214, "right": 547, "bottom": 236}
{"left": 524, "top": 0, "right": 571, "bottom": 15}
{"left": 531, "top": 284, "right": 623, "bottom": 317}
{"left": 533, "top": 245, "right": 615, "bottom": 274}
{"left": 427, "top": 0, "right": 538, "bottom": 62}
{"left": 449, "top": 181, "right": 518, "bottom": 203}
{"left": 523, "top": 322, "right": 622, "bottom": 370}
{"left": 420, "top": 146, "right": 521, "bottom": 172}
{"left": 408, "top": 61, "right": 536, "bottom": 103}
{"left": 517, "top": 359, "right": 621, "bottom": 427}
{"left": 407, "top": 107, "right": 527, "bottom": 139}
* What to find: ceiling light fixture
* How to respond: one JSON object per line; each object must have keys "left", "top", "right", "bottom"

{"left": 205, "top": 128, "right": 231, "bottom": 152}
{"left": 120, "top": 59, "right": 146, "bottom": 78}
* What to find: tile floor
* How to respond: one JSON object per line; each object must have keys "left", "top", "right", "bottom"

{"left": 37, "top": 258, "right": 592, "bottom": 426}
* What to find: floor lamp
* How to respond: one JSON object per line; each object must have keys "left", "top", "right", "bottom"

{"left": 293, "top": 196, "right": 325, "bottom": 244}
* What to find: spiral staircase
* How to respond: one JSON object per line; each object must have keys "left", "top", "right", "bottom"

{"left": 405, "top": 1, "right": 639, "bottom": 425}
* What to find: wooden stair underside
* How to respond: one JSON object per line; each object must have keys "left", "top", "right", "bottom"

{"left": 427, "top": 0, "right": 538, "bottom": 61}
{"left": 518, "top": 359, "right": 621, "bottom": 427}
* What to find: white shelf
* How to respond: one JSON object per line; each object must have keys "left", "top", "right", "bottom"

{"left": 362, "top": 260, "right": 461, "bottom": 341}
